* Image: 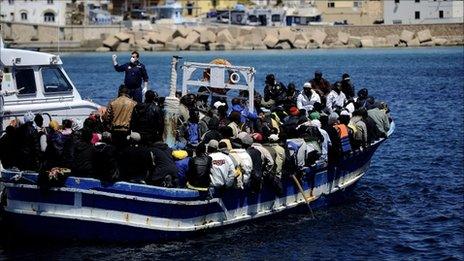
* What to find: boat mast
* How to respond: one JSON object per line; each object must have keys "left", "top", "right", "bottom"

{"left": 163, "top": 56, "right": 181, "bottom": 147}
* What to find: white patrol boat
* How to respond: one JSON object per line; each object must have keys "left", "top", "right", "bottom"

{"left": 0, "top": 38, "right": 100, "bottom": 131}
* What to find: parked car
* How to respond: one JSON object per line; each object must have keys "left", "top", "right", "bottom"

{"left": 130, "top": 9, "right": 150, "bottom": 20}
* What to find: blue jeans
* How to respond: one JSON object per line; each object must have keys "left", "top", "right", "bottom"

{"left": 128, "top": 87, "right": 142, "bottom": 103}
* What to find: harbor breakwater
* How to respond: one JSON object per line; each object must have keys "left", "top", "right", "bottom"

{"left": 1, "top": 22, "right": 462, "bottom": 52}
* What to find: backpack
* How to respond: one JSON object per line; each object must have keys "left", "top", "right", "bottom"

{"left": 187, "top": 122, "right": 200, "bottom": 145}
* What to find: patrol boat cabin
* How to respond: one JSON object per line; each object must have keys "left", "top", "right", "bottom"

{"left": 0, "top": 39, "right": 100, "bottom": 131}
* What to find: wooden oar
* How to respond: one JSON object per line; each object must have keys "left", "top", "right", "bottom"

{"left": 291, "top": 174, "right": 316, "bottom": 219}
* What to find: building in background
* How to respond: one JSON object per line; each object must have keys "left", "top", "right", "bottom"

{"left": 314, "top": 0, "right": 383, "bottom": 25}
{"left": 0, "top": 0, "right": 68, "bottom": 26}
{"left": 384, "top": 0, "right": 463, "bottom": 24}
{"left": 0, "top": 0, "right": 112, "bottom": 26}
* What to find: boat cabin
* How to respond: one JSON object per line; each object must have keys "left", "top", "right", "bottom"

{"left": 0, "top": 39, "right": 100, "bottom": 131}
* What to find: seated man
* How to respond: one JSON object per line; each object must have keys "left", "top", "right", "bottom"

{"left": 187, "top": 144, "right": 212, "bottom": 189}
{"left": 207, "top": 140, "right": 235, "bottom": 189}
{"left": 146, "top": 141, "right": 179, "bottom": 187}
{"left": 325, "top": 82, "right": 347, "bottom": 115}
{"left": 297, "top": 82, "right": 321, "bottom": 114}
{"left": 367, "top": 101, "right": 390, "bottom": 138}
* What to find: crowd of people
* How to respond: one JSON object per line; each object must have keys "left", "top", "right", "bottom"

{"left": 0, "top": 66, "right": 391, "bottom": 193}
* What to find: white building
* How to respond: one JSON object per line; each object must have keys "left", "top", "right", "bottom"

{"left": 0, "top": 0, "right": 67, "bottom": 26}
{"left": 384, "top": 0, "right": 464, "bottom": 24}
{"left": 0, "top": 0, "right": 110, "bottom": 26}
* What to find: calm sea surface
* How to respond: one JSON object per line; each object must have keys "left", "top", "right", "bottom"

{"left": 1, "top": 47, "right": 463, "bottom": 260}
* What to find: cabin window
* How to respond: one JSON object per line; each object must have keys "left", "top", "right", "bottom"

{"left": 14, "top": 68, "right": 37, "bottom": 95}
{"left": 41, "top": 67, "right": 73, "bottom": 93}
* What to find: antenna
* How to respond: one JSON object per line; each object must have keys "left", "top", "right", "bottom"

{"left": 57, "top": 9, "right": 60, "bottom": 54}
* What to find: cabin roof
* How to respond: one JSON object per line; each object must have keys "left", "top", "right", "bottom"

{"left": 0, "top": 47, "right": 62, "bottom": 67}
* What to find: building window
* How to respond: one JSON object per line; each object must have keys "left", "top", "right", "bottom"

{"left": 415, "top": 11, "right": 420, "bottom": 19}
{"left": 47, "top": 0, "right": 53, "bottom": 3}
{"left": 328, "top": 2, "right": 335, "bottom": 8}
{"left": 439, "top": 10, "right": 444, "bottom": 18}
{"left": 415, "top": 0, "right": 419, "bottom": 2}
{"left": 8, "top": 0, "right": 14, "bottom": 4}
{"left": 44, "top": 12, "right": 55, "bottom": 22}
{"left": 271, "top": 14, "right": 281, "bottom": 22}
{"left": 21, "top": 12, "right": 27, "bottom": 20}
{"left": 393, "top": 19, "right": 402, "bottom": 24}
{"left": 353, "top": 1, "right": 362, "bottom": 8}
{"left": 395, "top": 0, "right": 400, "bottom": 3}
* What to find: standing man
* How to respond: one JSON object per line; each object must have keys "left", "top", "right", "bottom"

{"left": 112, "top": 51, "right": 148, "bottom": 103}
{"left": 103, "top": 85, "right": 137, "bottom": 148}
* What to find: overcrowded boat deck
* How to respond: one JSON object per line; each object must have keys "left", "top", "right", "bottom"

{"left": 0, "top": 42, "right": 394, "bottom": 242}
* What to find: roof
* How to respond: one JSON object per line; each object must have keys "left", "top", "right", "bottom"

{"left": 0, "top": 45, "right": 62, "bottom": 67}
{"left": 286, "top": 6, "right": 322, "bottom": 17}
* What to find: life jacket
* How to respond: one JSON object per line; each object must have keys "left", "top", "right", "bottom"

{"left": 335, "top": 124, "right": 351, "bottom": 153}
{"left": 187, "top": 122, "right": 200, "bottom": 145}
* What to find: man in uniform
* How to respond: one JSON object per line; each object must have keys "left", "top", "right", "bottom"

{"left": 112, "top": 51, "right": 148, "bottom": 103}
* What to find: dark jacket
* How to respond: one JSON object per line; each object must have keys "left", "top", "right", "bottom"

{"left": 16, "top": 122, "right": 39, "bottom": 171}
{"left": 60, "top": 132, "right": 75, "bottom": 168}
{"left": 72, "top": 141, "right": 96, "bottom": 177}
{"left": 119, "top": 144, "right": 152, "bottom": 182}
{"left": 131, "top": 102, "right": 164, "bottom": 144}
{"left": 201, "top": 129, "right": 222, "bottom": 144}
{"left": 186, "top": 154, "right": 212, "bottom": 188}
{"left": 44, "top": 131, "right": 64, "bottom": 170}
{"left": 324, "top": 125, "right": 342, "bottom": 165}
{"left": 147, "top": 142, "right": 179, "bottom": 187}
{"left": 0, "top": 128, "right": 19, "bottom": 169}
{"left": 94, "top": 142, "right": 120, "bottom": 182}
{"left": 264, "top": 82, "right": 287, "bottom": 104}
{"left": 246, "top": 147, "right": 263, "bottom": 193}
{"left": 364, "top": 116, "right": 382, "bottom": 143}
{"left": 114, "top": 61, "right": 148, "bottom": 89}
{"left": 341, "top": 79, "right": 355, "bottom": 99}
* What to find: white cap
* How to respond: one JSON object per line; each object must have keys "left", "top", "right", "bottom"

{"left": 269, "top": 134, "right": 279, "bottom": 142}
{"left": 213, "top": 101, "right": 226, "bottom": 109}
{"left": 303, "top": 82, "right": 312, "bottom": 88}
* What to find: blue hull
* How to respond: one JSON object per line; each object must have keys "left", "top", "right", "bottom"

{"left": 0, "top": 128, "right": 393, "bottom": 243}
{"left": 1, "top": 183, "right": 358, "bottom": 243}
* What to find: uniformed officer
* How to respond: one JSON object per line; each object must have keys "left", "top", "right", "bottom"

{"left": 112, "top": 51, "right": 148, "bottom": 103}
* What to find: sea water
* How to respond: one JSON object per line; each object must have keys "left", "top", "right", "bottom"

{"left": 1, "top": 47, "right": 463, "bottom": 259}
